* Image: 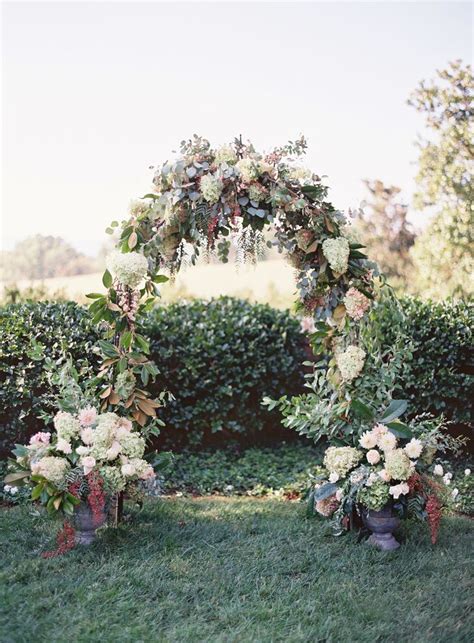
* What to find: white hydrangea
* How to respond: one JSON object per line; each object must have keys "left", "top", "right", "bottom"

{"left": 248, "top": 184, "right": 266, "bottom": 203}
{"left": 31, "top": 456, "right": 70, "bottom": 487}
{"left": 343, "top": 287, "right": 371, "bottom": 321}
{"left": 53, "top": 412, "right": 81, "bottom": 442}
{"left": 322, "top": 237, "right": 350, "bottom": 274}
{"left": 335, "top": 345, "right": 366, "bottom": 381}
{"left": 215, "top": 145, "right": 238, "bottom": 165}
{"left": 288, "top": 166, "right": 312, "bottom": 182}
{"left": 200, "top": 174, "right": 223, "bottom": 204}
{"left": 106, "top": 251, "right": 148, "bottom": 288}
{"left": 236, "top": 158, "right": 260, "bottom": 183}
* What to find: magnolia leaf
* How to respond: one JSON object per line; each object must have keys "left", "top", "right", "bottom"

{"left": 128, "top": 231, "right": 138, "bottom": 249}
{"left": 314, "top": 482, "right": 338, "bottom": 501}
{"left": 380, "top": 399, "right": 408, "bottom": 423}
{"left": 351, "top": 399, "right": 375, "bottom": 421}
{"left": 102, "top": 269, "right": 113, "bottom": 289}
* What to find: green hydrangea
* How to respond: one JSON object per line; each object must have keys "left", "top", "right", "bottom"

{"left": 324, "top": 446, "right": 362, "bottom": 478}
{"left": 115, "top": 371, "right": 136, "bottom": 401}
{"left": 99, "top": 466, "right": 125, "bottom": 493}
{"left": 385, "top": 449, "right": 414, "bottom": 481}
{"left": 358, "top": 480, "right": 390, "bottom": 511}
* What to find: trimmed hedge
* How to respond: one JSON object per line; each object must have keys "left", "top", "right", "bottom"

{"left": 141, "top": 298, "right": 307, "bottom": 448}
{"left": 376, "top": 297, "right": 473, "bottom": 428}
{"left": 0, "top": 302, "right": 100, "bottom": 456}
{"left": 0, "top": 297, "right": 472, "bottom": 456}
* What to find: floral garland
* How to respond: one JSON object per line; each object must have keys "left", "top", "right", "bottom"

{"left": 85, "top": 135, "right": 377, "bottom": 430}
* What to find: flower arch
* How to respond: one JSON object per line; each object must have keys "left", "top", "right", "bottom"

{"left": 89, "top": 135, "right": 378, "bottom": 436}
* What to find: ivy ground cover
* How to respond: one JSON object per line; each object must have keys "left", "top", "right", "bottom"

{"left": 1, "top": 497, "right": 472, "bottom": 642}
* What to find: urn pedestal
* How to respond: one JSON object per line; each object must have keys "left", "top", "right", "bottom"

{"left": 72, "top": 502, "right": 107, "bottom": 545}
{"left": 362, "top": 504, "right": 400, "bottom": 551}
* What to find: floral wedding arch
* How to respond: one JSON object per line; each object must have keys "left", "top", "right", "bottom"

{"left": 92, "top": 135, "right": 377, "bottom": 430}
{"left": 8, "top": 135, "right": 457, "bottom": 551}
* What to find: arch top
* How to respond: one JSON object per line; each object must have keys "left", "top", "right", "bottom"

{"left": 97, "top": 135, "right": 379, "bottom": 427}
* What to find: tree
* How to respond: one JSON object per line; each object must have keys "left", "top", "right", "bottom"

{"left": 0, "top": 235, "right": 97, "bottom": 281}
{"left": 353, "top": 179, "right": 416, "bottom": 287}
{"left": 408, "top": 60, "right": 473, "bottom": 298}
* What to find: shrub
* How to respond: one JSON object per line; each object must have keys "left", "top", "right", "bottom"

{"left": 376, "top": 297, "right": 473, "bottom": 429}
{"left": 0, "top": 302, "right": 100, "bottom": 456}
{"left": 141, "top": 297, "right": 307, "bottom": 448}
{"left": 163, "top": 444, "right": 324, "bottom": 496}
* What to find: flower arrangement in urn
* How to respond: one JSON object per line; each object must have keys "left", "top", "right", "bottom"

{"left": 308, "top": 402, "right": 460, "bottom": 550}
{"left": 5, "top": 407, "right": 156, "bottom": 555}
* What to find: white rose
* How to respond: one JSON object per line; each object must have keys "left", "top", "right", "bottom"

{"left": 451, "top": 488, "right": 459, "bottom": 500}
{"left": 366, "top": 450, "right": 381, "bottom": 465}
{"left": 443, "top": 473, "right": 452, "bottom": 485}
{"left": 465, "top": 469, "right": 471, "bottom": 476}
{"left": 433, "top": 464, "right": 444, "bottom": 476}
{"left": 121, "top": 463, "right": 136, "bottom": 477}
{"left": 389, "top": 482, "right": 409, "bottom": 500}
{"left": 329, "top": 472, "right": 340, "bottom": 483}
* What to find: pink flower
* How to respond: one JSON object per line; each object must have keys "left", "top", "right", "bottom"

{"left": 81, "top": 456, "right": 96, "bottom": 475}
{"left": 78, "top": 407, "right": 97, "bottom": 427}
{"left": 118, "top": 418, "right": 133, "bottom": 431}
{"left": 300, "top": 317, "right": 316, "bottom": 334}
{"left": 56, "top": 438, "right": 72, "bottom": 454}
{"left": 29, "top": 432, "right": 51, "bottom": 447}
{"left": 139, "top": 466, "right": 155, "bottom": 481}
{"left": 343, "top": 287, "right": 371, "bottom": 321}
{"left": 81, "top": 427, "right": 95, "bottom": 445}
{"left": 106, "top": 441, "right": 122, "bottom": 460}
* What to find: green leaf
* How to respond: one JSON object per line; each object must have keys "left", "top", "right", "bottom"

{"left": 380, "top": 399, "right": 408, "bottom": 423}
{"left": 98, "top": 340, "right": 120, "bottom": 358}
{"left": 120, "top": 331, "right": 133, "bottom": 350}
{"left": 102, "top": 269, "right": 113, "bottom": 289}
{"left": 152, "top": 274, "right": 169, "bottom": 284}
{"left": 86, "top": 293, "right": 104, "bottom": 299}
{"left": 351, "top": 399, "right": 375, "bottom": 421}
{"left": 31, "top": 483, "right": 44, "bottom": 500}
{"left": 387, "top": 420, "right": 413, "bottom": 439}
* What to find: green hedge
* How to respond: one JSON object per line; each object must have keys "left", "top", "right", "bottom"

{"left": 0, "top": 297, "right": 472, "bottom": 456}
{"left": 141, "top": 297, "right": 307, "bottom": 448}
{"left": 0, "top": 302, "right": 100, "bottom": 456}
{"left": 376, "top": 297, "right": 473, "bottom": 427}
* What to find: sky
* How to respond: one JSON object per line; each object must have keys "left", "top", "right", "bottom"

{"left": 1, "top": 1, "right": 473, "bottom": 256}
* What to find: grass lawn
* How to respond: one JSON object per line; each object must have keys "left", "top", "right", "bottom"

{"left": 1, "top": 497, "right": 473, "bottom": 642}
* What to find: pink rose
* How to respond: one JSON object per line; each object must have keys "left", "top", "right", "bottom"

{"left": 81, "top": 456, "right": 96, "bottom": 475}
{"left": 56, "top": 438, "right": 72, "bottom": 454}
{"left": 81, "top": 427, "right": 95, "bottom": 445}
{"left": 118, "top": 418, "right": 133, "bottom": 431}
{"left": 29, "top": 432, "right": 51, "bottom": 446}
{"left": 139, "top": 466, "right": 155, "bottom": 481}
{"left": 78, "top": 407, "right": 97, "bottom": 427}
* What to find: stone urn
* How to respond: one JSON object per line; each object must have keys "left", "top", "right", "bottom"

{"left": 362, "top": 503, "right": 400, "bottom": 551}
{"left": 72, "top": 501, "right": 107, "bottom": 546}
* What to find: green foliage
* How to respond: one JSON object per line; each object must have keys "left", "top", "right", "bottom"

{"left": 141, "top": 297, "right": 307, "bottom": 447}
{"left": 0, "top": 302, "right": 100, "bottom": 456}
{"left": 375, "top": 296, "right": 473, "bottom": 427}
{"left": 408, "top": 60, "right": 473, "bottom": 298}
{"left": 163, "top": 444, "right": 323, "bottom": 496}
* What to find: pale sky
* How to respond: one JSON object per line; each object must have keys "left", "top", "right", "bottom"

{"left": 2, "top": 1, "right": 473, "bottom": 256}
